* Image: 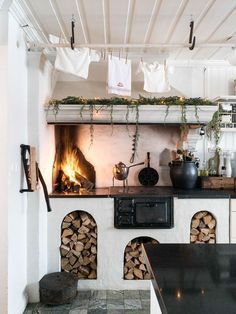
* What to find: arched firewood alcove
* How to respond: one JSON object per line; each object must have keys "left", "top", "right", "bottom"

{"left": 124, "top": 236, "right": 158, "bottom": 280}
{"left": 60, "top": 210, "right": 97, "bottom": 279}
{"left": 190, "top": 211, "right": 216, "bottom": 243}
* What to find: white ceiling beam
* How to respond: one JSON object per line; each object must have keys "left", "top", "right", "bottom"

{"left": 143, "top": 0, "right": 163, "bottom": 44}
{"left": 165, "top": 0, "right": 189, "bottom": 43}
{"left": 75, "top": 0, "right": 90, "bottom": 44}
{"left": 174, "top": 0, "right": 216, "bottom": 59}
{"left": 191, "top": 3, "right": 236, "bottom": 59}
{"left": 48, "top": 0, "right": 69, "bottom": 41}
{"left": 102, "top": 0, "right": 110, "bottom": 44}
{"left": 124, "top": 0, "right": 135, "bottom": 44}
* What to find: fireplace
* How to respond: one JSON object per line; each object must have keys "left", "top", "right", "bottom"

{"left": 53, "top": 126, "right": 95, "bottom": 193}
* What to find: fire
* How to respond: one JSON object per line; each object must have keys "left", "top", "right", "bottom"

{"left": 53, "top": 138, "right": 95, "bottom": 193}
{"left": 61, "top": 150, "right": 81, "bottom": 184}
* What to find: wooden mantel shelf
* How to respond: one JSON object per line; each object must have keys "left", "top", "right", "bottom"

{"left": 45, "top": 104, "right": 217, "bottom": 124}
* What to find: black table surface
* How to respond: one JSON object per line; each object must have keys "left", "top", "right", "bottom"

{"left": 50, "top": 186, "right": 236, "bottom": 198}
{"left": 143, "top": 244, "right": 236, "bottom": 314}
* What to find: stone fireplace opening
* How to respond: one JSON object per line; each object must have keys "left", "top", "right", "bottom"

{"left": 190, "top": 211, "right": 216, "bottom": 243}
{"left": 53, "top": 126, "right": 95, "bottom": 193}
{"left": 60, "top": 210, "right": 97, "bottom": 279}
{"left": 124, "top": 236, "right": 158, "bottom": 280}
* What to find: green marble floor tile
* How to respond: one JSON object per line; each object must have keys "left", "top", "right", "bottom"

{"left": 123, "top": 291, "right": 140, "bottom": 299}
{"left": 124, "top": 299, "right": 142, "bottom": 310}
{"left": 107, "top": 290, "right": 124, "bottom": 300}
{"left": 107, "top": 299, "right": 124, "bottom": 310}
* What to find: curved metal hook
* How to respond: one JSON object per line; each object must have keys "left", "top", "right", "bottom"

{"left": 70, "top": 20, "right": 75, "bottom": 50}
{"left": 189, "top": 36, "right": 196, "bottom": 50}
{"left": 189, "top": 20, "right": 196, "bottom": 50}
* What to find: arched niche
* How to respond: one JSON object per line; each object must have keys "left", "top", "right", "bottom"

{"left": 124, "top": 236, "right": 158, "bottom": 280}
{"left": 190, "top": 211, "right": 216, "bottom": 243}
{"left": 60, "top": 210, "right": 97, "bottom": 279}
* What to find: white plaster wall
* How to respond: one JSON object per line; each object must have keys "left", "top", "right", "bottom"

{"left": 47, "top": 197, "right": 229, "bottom": 291}
{"left": 7, "top": 13, "right": 28, "bottom": 314}
{"left": 26, "top": 53, "right": 55, "bottom": 303}
{"left": 0, "top": 45, "right": 8, "bottom": 314}
{"left": 74, "top": 124, "right": 180, "bottom": 187}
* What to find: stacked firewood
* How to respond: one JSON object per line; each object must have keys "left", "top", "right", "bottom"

{"left": 190, "top": 211, "right": 216, "bottom": 243}
{"left": 124, "top": 238, "right": 158, "bottom": 280}
{"left": 60, "top": 211, "right": 97, "bottom": 279}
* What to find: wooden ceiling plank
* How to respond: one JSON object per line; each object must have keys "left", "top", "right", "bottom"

{"left": 175, "top": 0, "right": 216, "bottom": 60}
{"left": 165, "top": 0, "right": 189, "bottom": 43}
{"left": 102, "top": 0, "right": 110, "bottom": 44}
{"left": 192, "top": 3, "right": 236, "bottom": 59}
{"left": 17, "top": 0, "right": 50, "bottom": 43}
{"left": 48, "top": 0, "right": 69, "bottom": 41}
{"left": 123, "top": 0, "right": 135, "bottom": 44}
{"left": 206, "top": 4, "right": 236, "bottom": 42}
{"left": 75, "top": 0, "right": 90, "bottom": 44}
{"left": 143, "top": 0, "right": 163, "bottom": 44}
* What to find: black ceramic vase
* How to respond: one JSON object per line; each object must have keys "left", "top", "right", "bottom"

{"left": 169, "top": 160, "right": 198, "bottom": 189}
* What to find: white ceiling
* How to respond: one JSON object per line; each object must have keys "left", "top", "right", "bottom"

{"left": 10, "top": 0, "right": 236, "bottom": 62}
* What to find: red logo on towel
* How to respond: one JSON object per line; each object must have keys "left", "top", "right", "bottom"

{"left": 117, "top": 82, "right": 124, "bottom": 87}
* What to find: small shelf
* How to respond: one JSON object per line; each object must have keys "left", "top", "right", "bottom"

{"left": 215, "top": 96, "right": 236, "bottom": 130}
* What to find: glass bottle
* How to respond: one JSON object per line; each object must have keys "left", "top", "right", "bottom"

{"left": 225, "top": 152, "right": 232, "bottom": 177}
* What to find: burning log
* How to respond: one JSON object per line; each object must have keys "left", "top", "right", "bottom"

{"left": 60, "top": 211, "right": 97, "bottom": 279}
{"left": 75, "top": 171, "right": 94, "bottom": 191}
{"left": 124, "top": 238, "right": 158, "bottom": 280}
{"left": 190, "top": 211, "right": 216, "bottom": 243}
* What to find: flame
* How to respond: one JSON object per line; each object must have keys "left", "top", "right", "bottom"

{"left": 61, "top": 149, "right": 81, "bottom": 184}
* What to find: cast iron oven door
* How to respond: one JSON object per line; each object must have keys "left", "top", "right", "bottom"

{"left": 114, "top": 196, "right": 173, "bottom": 229}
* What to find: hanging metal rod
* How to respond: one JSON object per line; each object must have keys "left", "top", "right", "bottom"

{"left": 28, "top": 42, "right": 236, "bottom": 50}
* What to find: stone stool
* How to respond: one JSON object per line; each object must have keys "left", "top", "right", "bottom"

{"left": 39, "top": 272, "right": 78, "bottom": 305}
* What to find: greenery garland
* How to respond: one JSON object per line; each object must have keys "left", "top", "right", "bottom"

{"left": 48, "top": 95, "right": 214, "bottom": 107}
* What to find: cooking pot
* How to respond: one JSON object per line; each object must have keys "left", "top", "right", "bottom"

{"left": 169, "top": 160, "right": 198, "bottom": 189}
{"left": 113, "top": 161, "right": 144, "bottom": 181}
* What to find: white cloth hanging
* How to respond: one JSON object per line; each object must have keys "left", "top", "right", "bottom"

{"left": 138, "top": 61, "right": 171, "bottom": 93}
{"left": 49, "top": 35, "right": 100, "bottom": 79}
{"left": 108, "top": 56, "right": 131, "bottom": 96}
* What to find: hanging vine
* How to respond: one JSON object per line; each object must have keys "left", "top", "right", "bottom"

{"left": 46, "top": 95, "right": 216, "bottom": 152}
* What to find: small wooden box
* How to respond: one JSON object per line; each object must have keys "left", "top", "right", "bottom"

{"left": 200, "top": 176, "right": 235, "bottom": 189}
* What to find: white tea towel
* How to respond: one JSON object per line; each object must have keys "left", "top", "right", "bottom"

{"left": 50, "top": 35, "right": 100, "bottom": 79}
{"left": 108, "top": 56, "right": 131, "bottom": 96}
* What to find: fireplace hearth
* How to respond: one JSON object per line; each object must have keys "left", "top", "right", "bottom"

{"left": 47, "top": 196, "right": 229, "bottom": 291}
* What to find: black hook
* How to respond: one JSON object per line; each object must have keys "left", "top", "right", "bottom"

{"left": 189, "top": 20, "right": 196, "bottom": 50}
{"left": 70, "top": 19, "right": 75, "bottom": 50}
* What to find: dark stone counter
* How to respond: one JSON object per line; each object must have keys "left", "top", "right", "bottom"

{"left": 143, "top": 244, "right": 236, "bottom": 314}
{"left": 49, "top": 186, "right": 236, "bottom": 198}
